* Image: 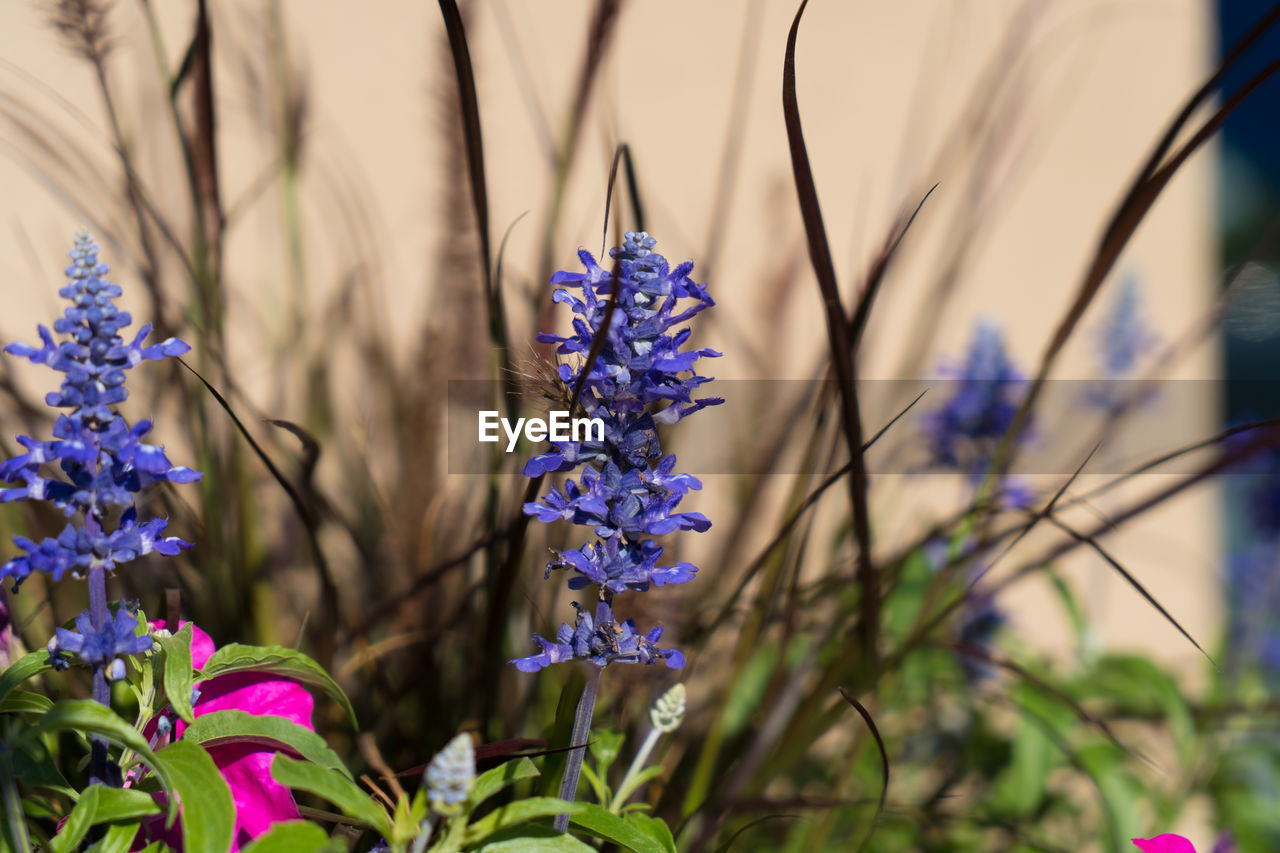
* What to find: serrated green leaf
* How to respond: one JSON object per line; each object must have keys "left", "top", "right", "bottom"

{"left": 152, "top": 740, "right": 235, "bottom": 853}
{"left": 567, "top": 803, "right": 666, "bottom": 853}
{"left": 471, "top": 823, "right": 596, "bottom": 852}
{"left": 183, "top": 710, "right": 350, "bottom": 779}
{"left": 271, "top": 755, "right": 389, "bottom": 834}
{"left": 463, "top": 797, "right": 584, "bottom": 846}
{"left": 36, "top": 701, "right": 177, "bottom": 824}
{"left": 158, "top": 625, "right": 196, "bottom": 725}
{"left": 470, "top": 757, "right": 540, "bottom": 807}
{"left": 0, "top": 652, "right": 52, "bottom": 706}
{"left": 0, "top": 690, "right": 52, "bottom": 715}
{"left": 199, "top": 645, "right": 356, "bottom": 728}
{"left": 241, "top": 820, "right": 342, "bottom": 853}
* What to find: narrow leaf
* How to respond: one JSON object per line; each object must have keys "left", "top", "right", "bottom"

{"left": 183, "top": 710, "right": 351, "bottom": 778}
{"left": 567, "top": 803, "right": 665, "bottom": 853}
{"left": 241, "top": 820, "right": 340, "bottom": 853}
{"left": 84, "top": 821, "right": 142, "bottom": 853}
{"left": 464, "top": 798, "right": 586, "bottom": 847}
{"left": 0, "top": 652, "right": 52, "bottom": 705}
{"left": 470, "top": 757, "right": 540, "bottom": 807}
{"left": 152, "top": 740, "right": 235, "bottom": 853}
{"left": 36, "top": 701, "right": 176, "bottom": 823}
{"left": 270, "top": 755, "right": 389, "bottom": 834}
{"left": 0, "top": 691, "right": 52, "bottom": 715}
{"left": 159, "top": 624, "right": 196, "bottom": 725}
{"left": 199, "top": 644, "right": 356, "bottom": 727}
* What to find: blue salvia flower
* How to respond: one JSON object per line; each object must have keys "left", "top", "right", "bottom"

{"left": 1094, "top": 273, "right": 1156, "bottom": 379}
{"left": 1085, "top": 274, "right": 1158, "bottom": 413}
{"left": 0, "top": 230, "right": 199, "bottom": 684}
{"left": 1225, "top": 544, "right": 1280, "bottom": 681}
{"left": 513, "top": 232, "right": 720, "bottom": 672}
{"left": 925, "top": 320, "right": 1032, "bottom": 507}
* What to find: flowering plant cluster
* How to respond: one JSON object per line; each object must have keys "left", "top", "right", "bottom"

{"left": 513, "top": 231, "right": 721, "bottom": 673}
{"left": 0, "top": 232, "right": 197, "bottom": 762}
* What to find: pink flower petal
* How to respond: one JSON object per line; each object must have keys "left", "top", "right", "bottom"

{"left": 138, "top": 621, "right": 317, "bottom": 851}
{"left": 1133, "top": 835, "right": 1198, "bottom": 853}
{"left": 211, "top": 745, "right": 305, "bottom": 844}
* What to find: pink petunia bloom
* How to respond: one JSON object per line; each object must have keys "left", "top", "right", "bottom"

{"left": 140, "top": 621, "right": 315, "bottom": 850}
{"left": 1133, "top": 835, "right": 1198, "bottom": 853}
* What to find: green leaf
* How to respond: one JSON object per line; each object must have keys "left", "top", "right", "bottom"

{"left": 152, "top": 740, "right": 235, "bottom": 853}
{"left": 567, "top": 803, "right": 667, "bottom": 853}
{"left": 589, "top": 729, "right": 624, "bottom": 777}
{"left": 84, "top": 820, "right": 143, "bottom": 853}
{"left": 49, "top": 783, "right": 101, "bottom": 853}
{"left": 158, "top": 625, "right": 196, "bottom": 725}
{"left": 35, "top": 701, "right": 176, "bottom": 822}
{"left": 0, "top": 652, "right": 52, "bottom": 706}
{"left": 0, "top": 691, "right": 52, "bottom": 715}
{"left": 610, "top": 766, "right": 662, "bottom": 809}
{"left": 199, "top": 645, "right": 357, "bottom": 728}
{"left": 91, "top": 788, "right": 163, "bottom": 823}
{"left": 241, "top": 821, "right": 342, "bottom": 853}
{"left": 46, "top": 786, "right": 159, "bottom": 853}
{"left": 471, "top": 823, "right": 597, "bottom": 852}
{"left": 463, "top": 798, "right": 584, "bottom": 846}
{"left": 270, "top": 755, "right": 389, "bottom": 834}
{"left": 470, "top": 757, "right": 540, "bottom": 808}
{"left": 579, "top": 763, "right": 609, "bottom": 806}
{"left": 625, "top": 814, "right": 676, "bottom": 853}
{"left": 183, "top": 710, "right": 351, "bottom": 778}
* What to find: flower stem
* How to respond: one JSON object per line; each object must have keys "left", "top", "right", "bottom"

{"left": 554, "top": 667, "right": 601, "bottom": 833}
{"left": 608, "top": 725, "right": 661, "bottom": 814}
{"left": 86, "top": 564, "right": 114, "bottom": 786}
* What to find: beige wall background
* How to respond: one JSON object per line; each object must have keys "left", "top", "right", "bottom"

{"left": 0, "top": 1, "right": 1221, "bottom": 671}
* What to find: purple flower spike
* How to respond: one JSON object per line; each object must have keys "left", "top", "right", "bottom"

{"left": 0, "top": 232, "right": 200, "bottom": 594}
{"left": 514, "top": 232, "right": 717, "bottom": 672}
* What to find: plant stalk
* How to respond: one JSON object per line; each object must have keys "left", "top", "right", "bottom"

{"left": 555, "top": 667, "right": 601, "bottom": 832}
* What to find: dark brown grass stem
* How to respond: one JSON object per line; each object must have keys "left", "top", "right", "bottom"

{"left": 701, "top": 0, "right": 763, "bottom": 283}
{"left": 837, "top": 687, "right": 888, "bottom": 852}
{"left": 187, "top": 0, "right": 224, "bottom": 297}
{"left": 177, "top": 359, "right": 340, "bottom": 666}
{"left": 54, "top": 2, "right": 166, "bottom": 339}
{"left": 991, "top": 4, "right": 1280, "bottom": 482}
{"left": 534, "top": 0, "right": 623, "bottom": 334}
{"left": 783, "top": 0, "right": 876, "bottom": 676}
{"left": 898, "top": 423, "right": 1280, "bottom": 678}
{"left": 697, "top": 390, "right": 927, "bottom": 640}
{"left": 435, "top": 0, "right": 514, "bottom": 404}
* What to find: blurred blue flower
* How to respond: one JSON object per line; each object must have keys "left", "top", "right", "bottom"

{"left": 515, "top": 232, "right": 718, "bottom": 671}
{"left": 1085, "top": 274, "right": 1159, "bottom": 413}
{"left": 1094, "top": 273, "right": 1157, "bottom": 378}
{"left": 925, "top": 320, "right": 1029, "bottom": 478}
